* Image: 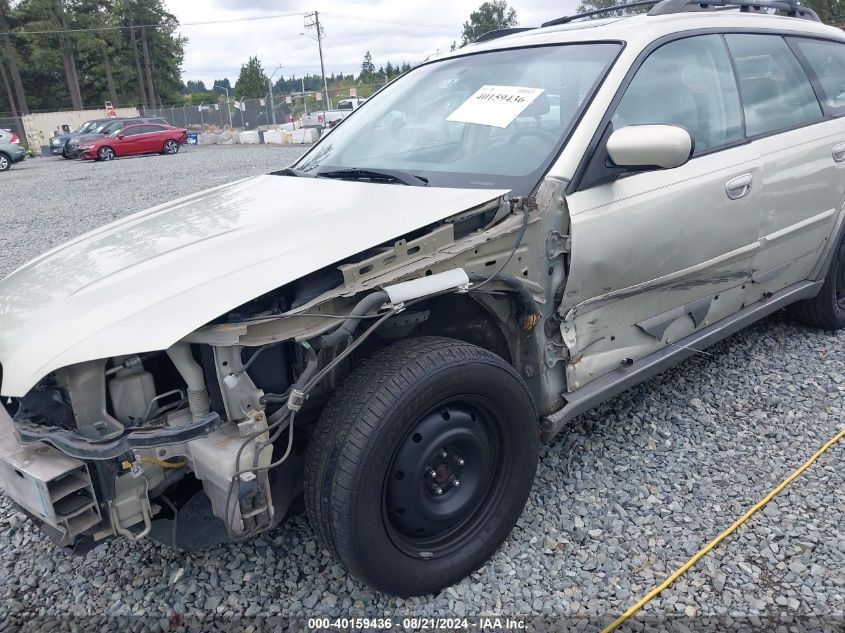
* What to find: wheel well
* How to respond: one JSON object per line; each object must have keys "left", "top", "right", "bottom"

{"left": 383, "top": 294, "right": 513, "bottom": 364}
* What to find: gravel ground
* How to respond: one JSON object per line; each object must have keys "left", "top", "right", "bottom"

{"left": 1, "top": 145, "right": 843, "bottom": 631}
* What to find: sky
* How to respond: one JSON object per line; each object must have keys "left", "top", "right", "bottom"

{"left": 166, "top": 0, "right": 581, "bottom": 88}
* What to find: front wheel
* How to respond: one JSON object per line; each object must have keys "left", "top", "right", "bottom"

{"left": 790, "top": 229, "right": 845, "bottom": 329}
{"left": 304, "top": 337, "right": 539, "bottom": 596}
{"left": 97, "top": 146, "right": 115, "bottom": 161}
{"left": 163, "top": 140, "right": 179, "bottom": 155}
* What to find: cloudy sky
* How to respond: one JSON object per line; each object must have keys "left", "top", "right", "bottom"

{"left": 167, "top": 0, "right": 580, "bottom": 87}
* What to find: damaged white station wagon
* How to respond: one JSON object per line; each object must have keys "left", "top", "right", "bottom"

{"left": 3, "top": 0, "right": 845, "bottom": 596}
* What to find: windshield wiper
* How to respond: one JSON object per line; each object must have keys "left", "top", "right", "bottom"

{"left": 316, "top": 168, "right": 429, "bottom": 186}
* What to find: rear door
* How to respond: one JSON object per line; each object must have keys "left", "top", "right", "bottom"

{"left": 139, "top": 124, "right": 167, "bottom": 152}
{"left": 724, "top": 33, "right": 844, "bottom": 290}
{"left": 561, "top": 34, "right": 762, "bottom": 389}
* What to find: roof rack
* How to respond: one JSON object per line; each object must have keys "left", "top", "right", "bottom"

{"left": 540, "top": 0, "right": 820, "bottom": 28}
{"left": 473, "top": 27, "right": 536, "bottom": 43}
{"left": 649, "top": 0, "right": 820, "bottom": 20}
{"left": 542, "top": 0, "right": 658, "bottom": 27}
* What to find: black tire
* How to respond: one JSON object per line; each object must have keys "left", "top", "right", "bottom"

{"left": 304, "top": 336, "right": 539, "bottom": 596}
{"left": 61, "top": 147, "right": 72, "bottom": 159}
{"left": 97, "top": 146, "right": 115, "bottom": 161}
{"left": 163, "top": 140, "right": 179, "bottom": 155}
{"left": 0, "top": 153, "right": 9, "bottom": 172}
{"left": 790, "top": 230, "right": 845, "bottom": 329}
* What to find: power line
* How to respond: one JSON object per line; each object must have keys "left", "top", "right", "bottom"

{"left": 320, "top": 13, "right": 456, "bottom": 29}
{"left": 0, "top": 11, "right": 456, "bottom": 37}
{"left": 0, "top": 12, "right": 304, "bottom": 37}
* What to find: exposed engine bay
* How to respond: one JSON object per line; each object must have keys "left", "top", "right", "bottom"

{"left": 0, "top": 191, "right": 549, "bottom": 553}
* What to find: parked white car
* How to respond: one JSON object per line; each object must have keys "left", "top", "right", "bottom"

{"left": 1, "top": 0, "right": 844, "bottom": 597}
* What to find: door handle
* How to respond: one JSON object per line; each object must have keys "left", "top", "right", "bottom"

{"left": 725, "top": 173, "right": 753, "bottom": 200}
{"left": 833, "top": 142, "right": 845, "bottom": 163}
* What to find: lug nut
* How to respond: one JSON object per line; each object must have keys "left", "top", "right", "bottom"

{"left": 441, "top": 449, "right": 448, "bottom": 458}
{"left": 457, "top": 458, "right": 465, "bottom": 466}
{"left": 429, "top": 470, "right": 437, "bottom": 479}
{"left": 453, "top": 480, "right": 461, "bottom": 487}
{"left": 434, "top": 486, "right": 444, "bottom": 495}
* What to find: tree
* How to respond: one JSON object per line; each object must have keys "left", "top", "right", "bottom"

{"left": 460, "top": 0, "right": 517, "bottom": 46}
{"left": 234, "top": 56, "right": 268, "bottom": 99}
{"left": 183, "top": 79, "right": 207, "bottom": 93}
{"left": 801, "top": 0, "right": 844, "bottom": 26}
{"left": 361, "top": 51, "right": 374, "bottom": 74}
{"left": 0, "top": 0, "right": 184, "bottom": 114}
{"left": 213, "top": 77, "right": 231, "bottom": 91}
{"left": 0, "top": 0, "right": 29, "bottom": 114}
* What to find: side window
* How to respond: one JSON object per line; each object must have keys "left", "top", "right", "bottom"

{"left": 790, "top": 38, "right": 845, "bottom": 112}
{"left": 725, "top": 34, "right": 822, "bottom": 137}
{"left": 612, "top": 35, "right": 742, "bottom": 154}
{"left": 122, "top": 126, "right": 145, "bottom": 136}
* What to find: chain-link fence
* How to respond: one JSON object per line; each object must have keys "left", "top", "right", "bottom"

{"left": 140, "top": 84, "right": 389, "bottom": 132}
{"left": 141, "top": 97, "right": 293, "bottom": 131}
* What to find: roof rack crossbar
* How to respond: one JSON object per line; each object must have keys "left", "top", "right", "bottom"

{"left": 648, "top": 0, "right": 821, "bottom": 21}
{"left": 542, "top": 0, "right": 659, "bottom": 27}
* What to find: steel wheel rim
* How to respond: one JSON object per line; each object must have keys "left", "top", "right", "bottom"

{"left": 383, "top": 395, "right": 505, "bottom": 558}
{"left": 0, "top": 156, "right": 7, "bottom": 170}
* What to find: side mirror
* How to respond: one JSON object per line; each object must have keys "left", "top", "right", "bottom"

{"left": 606, "top": 125, "right": 693, "bottom": 170}
{"left": 117, "top": 134, "right": 125, "bottom": 140}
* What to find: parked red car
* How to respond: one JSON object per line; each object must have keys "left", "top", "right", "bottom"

{"left": 78, "top": 123, "right": 188, "bottom": 161}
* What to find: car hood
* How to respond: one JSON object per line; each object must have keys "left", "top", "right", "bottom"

{"left": 0, "top": 175, "right": 507, "bottom": 396}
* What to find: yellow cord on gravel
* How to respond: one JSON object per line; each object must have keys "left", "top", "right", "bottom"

{"left": 601, "top": 426, "right": 845, "bottom": 633}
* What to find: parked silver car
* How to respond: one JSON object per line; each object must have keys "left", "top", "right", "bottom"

{"left": 0, "top": 128, "right": 26, "bottom": 171}
{"left": 1, "top": 0, "right": 844, "bottom": 596}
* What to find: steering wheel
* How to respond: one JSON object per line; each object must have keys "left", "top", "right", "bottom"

{"left": 507, "top": 127, "right": 557, "bottom": 145}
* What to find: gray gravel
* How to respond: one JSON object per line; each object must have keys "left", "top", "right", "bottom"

{"left": 1, "top": 146, "right": 843, "bottom": 631}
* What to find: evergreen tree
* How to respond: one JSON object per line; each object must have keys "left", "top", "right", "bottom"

{"left": 234, "top": 55, "right": 268, "bottom": 99}
{"left": 460, "top": 1, "right": 518, "bottom": 46}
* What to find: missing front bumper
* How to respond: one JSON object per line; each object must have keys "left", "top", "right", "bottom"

{"left": 0, "top": 410, "right": 101, "bottom": 544}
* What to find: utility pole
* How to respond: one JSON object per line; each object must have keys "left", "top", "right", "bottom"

{"left": 304, "top": 11, "right": 330, "bottom": 123}
{"left": 267, "top": 77, "right": 276, "bottom": 125}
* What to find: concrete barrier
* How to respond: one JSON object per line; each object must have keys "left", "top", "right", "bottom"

{"left": 263, "top": 129, "right": 284, "bottom": 145}
{"left": 290, "top": 128, "right": 319, "bottom": 144}
{"left": 238, "top": 131, "right": 260, "bottom": 145}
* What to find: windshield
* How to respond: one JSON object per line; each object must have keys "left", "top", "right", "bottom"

{"left": 75, "top": 121, "right": 98, "bottom": 134}
{"left": 91, "top": 120, "right": 120, "bottom": 134}
{"left": 102, "top": 121, "right": 127, "bottom": 135}
{"left": 294, "top": 43, "right": 620, "bottom": 193}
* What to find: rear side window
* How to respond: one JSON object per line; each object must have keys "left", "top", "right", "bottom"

{"left": 790, "top": 38, "right": 845, "bottom": 112}
{"left": 612, "top": 35, "right": 743, "bottom": 154}
{"left": 725, "top": 34, "right": 822, "bottom": 137}
{"left": 122, "top": 126, "right": 145, "bottom": 136}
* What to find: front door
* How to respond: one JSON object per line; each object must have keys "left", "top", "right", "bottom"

{"left": 561, "top": 34, "right": 762, "bottom": 389}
